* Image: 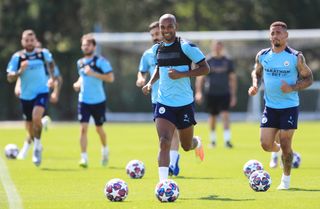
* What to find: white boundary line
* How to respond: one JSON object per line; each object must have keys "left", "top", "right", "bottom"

{"left": 0, "top": 156, "right": 23, "bottom": 209}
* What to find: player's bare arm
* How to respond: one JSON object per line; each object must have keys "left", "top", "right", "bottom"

{"left": 195, "top": 75, "right": 205, "bottom": 104}
{"left": 229, "top": 72, "right": 237, "bottom": 107}
{"left": 73, "top": 77, "right": 82, "bottom": 92}
{"left": 7, "top": 60, "right": 28, "bottom": 83}
{"left": 168, "top": 60, "right": 209, "bottom": 80}
{"left": 281, "top": 53, "right": 313, "bottom": 93}
{"left": 47, "top": 61, "right": 56, "bottom": 88}
{"left": 248, "top": 53, "right": 263, "bottom": 96}
{"left": 142, "top": 66, "right": 159, "bottom": 95}
{"left": 136, "top": 72, "right": 147, "bottom": 87}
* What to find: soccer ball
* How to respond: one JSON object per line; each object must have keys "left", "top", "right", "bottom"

{"left": 126, "top": 160, "right": 145, "bottom": 179}
{"left": 104, "top": 178, "right": 128, "bottom": 202}
{"left": 249, "top": 170, "right": 272, "bottom": 192}
{"left": 292, "top": 152, "right": 301, "bottom": 168}
{"left": 4, "top": 144, "right": 19, "bottom": 159}
{"left": 155, "top": 179, "right": 179, "bottom": 202}
{"left": 243, "top": 160, "right": 264, "bottom": 178}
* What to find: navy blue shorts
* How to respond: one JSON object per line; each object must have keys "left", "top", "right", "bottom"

{"left": 20, "top": 93, "right": 49, "bottom": 121}
{"left": 78, "top": 101, "right": 106, "bottom": 126}
{"left": 154, "top": 102, "right": 197, "bottom": 129}
{"left": 260, "top": 106, "right": 299, "bottom": 129}
{"left": 205, "top": 93, "right": 230, "bottom": 115}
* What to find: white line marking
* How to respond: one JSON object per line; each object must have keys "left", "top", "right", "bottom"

{"left": 0, "top": 156, "right": 23, "bottom": 209}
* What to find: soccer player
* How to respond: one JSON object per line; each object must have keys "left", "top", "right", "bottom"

{"left": 6, "top": 29, "right": 56, "bottom": 166}
{"left": 73, "top": 33, "right": 114, "bottom": 168}
{"left": 136, "top": 21, "right": 181, "bottom": 176}
{"left": 195, "top": 41, "right": 237, "bottom": 148}
{"left": 142, "top": 14, "right": 210, "bottom": 181}
{"left": 15, "top": 40, "right": 63, "bottom": 160}
{"left": 248, "top": 21, "right": 313, "bottom": 190}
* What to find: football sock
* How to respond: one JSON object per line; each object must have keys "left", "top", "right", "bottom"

{"left": 102, "top": 146, "right": 109, "bottom": 156}
{"left": 21, "top": 141, "right": 31, "bottom": 153}
{"left": 210, "top": 130, "right": 216, "bottom": 143}
{"left": 169, "top": 150, "right": 179, "bottom": 167}
{"left": 223, "top": 129, "right": 231, "bottom": 143}
{"left": 159, "top": 167, "right": 169, "bottom": 181}
{"left": 272, "top": 152, "right": 278, "bottom": 159}
{"left": 33, "top": 138, "right": 41, "bottom": 150}
{"left": 81, "top": 152, "right": 88, "bottom": 161}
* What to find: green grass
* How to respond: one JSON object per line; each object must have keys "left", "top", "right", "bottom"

{"left": 0, "top": 121, "right": 320, "bottom": 209}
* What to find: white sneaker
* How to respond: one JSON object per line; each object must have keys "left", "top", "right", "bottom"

{"left": 79, "top": 158, "right": 88, "bottom": 168}
{"left": 277, "top": 181, "right": 290, "bottom": 190}
{"left": 41, "top": 115, "right": 51, "bottom": 131}
{"left": 101, "top": 153, "right": 108, "bottom": 166}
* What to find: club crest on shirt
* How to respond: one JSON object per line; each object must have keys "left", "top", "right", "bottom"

{"left": 283, "top": 61, "right": 290, "bottom": 67}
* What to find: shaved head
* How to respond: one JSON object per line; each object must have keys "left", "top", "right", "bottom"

{"left": 159, "top": 14, "right": 176, "bottom": 25}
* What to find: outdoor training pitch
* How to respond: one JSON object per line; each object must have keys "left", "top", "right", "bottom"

{"left": 0, "top": 121, "right": 319, "bottom": 209}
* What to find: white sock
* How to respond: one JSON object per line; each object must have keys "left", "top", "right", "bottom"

{"left": 159, "top": 167, "right": 169, "bottom": 181}
{"left": 281, "top": 174, "right": 290, "bottom": 183}
{"left": 33, "top": 138, "right": 41, "bottom": 150}
{"left": 169, "top": 150, "right": 179, "bottom": 167}
{"left": 101, "top": 146, "right": 109, "bottom": 156}
{"left": 81, "top": 152, "right": 88, "bottom": 161}
{"left": 210, "top": 130, "right": 216, "bottom": 143}
{"left": 272, "top": 152, "right": 279, "bottom": 159}
{"left": 20, "top": 141, "right": 31, "bottom": 153}
{"left": 223, "top": 129, "right": 231, "bottom": 143}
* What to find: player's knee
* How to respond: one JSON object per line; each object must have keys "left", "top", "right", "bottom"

{"left": 181, "top": 143, "right": 191, "bottom": 151}
{"left": 260, "top": 141, "right": 272, "bottom": 152}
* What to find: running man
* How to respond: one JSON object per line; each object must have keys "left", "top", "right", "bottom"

{"left": 7, "top": 29, "right": 56, "bottom": 166}
{"left": 73, "top": 33, "right": 114, "bottom": 168}
{"left": 248, "top": 21, "right": 313, "bottom": 189}
{"left": 15, "top": 40, "right": 63, "bottom": 160}
{"left": 136, "top": 21, "right": 181, "bottom": 176}
{"left": 142, "top": 14, "right": 209, "bottom": 181}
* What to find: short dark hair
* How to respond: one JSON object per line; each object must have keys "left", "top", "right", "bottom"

{"left": 81, "top": 33, "right": 96, "bottom": 46}
{"left": 270, "top": 21, "right": 287, "bottom": 30}
{"left": 148, "top": 21, "right": 159, "bottom": 31}
{"left": 22, "top": 29, "right": 36, "bottom": 38}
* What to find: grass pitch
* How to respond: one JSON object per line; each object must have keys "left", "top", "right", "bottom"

{"left": 0, "top": 121, "right": 320, "bottom": 209}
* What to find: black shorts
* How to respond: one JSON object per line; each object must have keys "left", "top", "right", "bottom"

{"left": 20, "top": 93, "right": 49, "bottom": 121}
{"left": 260, "top": 106, "right": 299, "bottom": 129}
{"left": 154, "top": 102, "right": 197, "bottom": 129}
{"left": 78, "top": 101, "right": 106, "bottom": 126}
{"left": 205, "top": 94, "right": 230, "bottom": 116}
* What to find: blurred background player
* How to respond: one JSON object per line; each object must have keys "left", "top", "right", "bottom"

{"left": 248, "top": 21, "right": 313, "bottom": 189}
{"left": 142, "top": 14, "right": 209, "bottom": 181}
{"left": 195, "top": 41, "right": 237, "bottom": 148}
{"left": 15, "top": 40, "right": 63, "bottom": 160}
{"left": 6, "top": 29, "right": 56, "bottom": 166}
{"left": 73, "top": 33, "right": 114, "bottom": 168}
{"left": 136, "top": 21, "right": 181, "bottom": 176}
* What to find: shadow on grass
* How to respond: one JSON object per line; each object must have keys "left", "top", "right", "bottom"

{"left": 181, "top": 195, "right": 254, "bottom": 201}
{"left": 108, "top": 166, "right": 124, "bottom": 170}
{"left": 287, "top": 188, "right": 320, "bottom": 192}
{"left": 175, "top": 176, "right": 229, "bottom": 180}
{"left": 41, "top": 168, "right": 79, "bottom": 172}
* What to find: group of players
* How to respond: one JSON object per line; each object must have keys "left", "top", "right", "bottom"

{"left": 6, "top": 13, "right": 313, "bottom": 190}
